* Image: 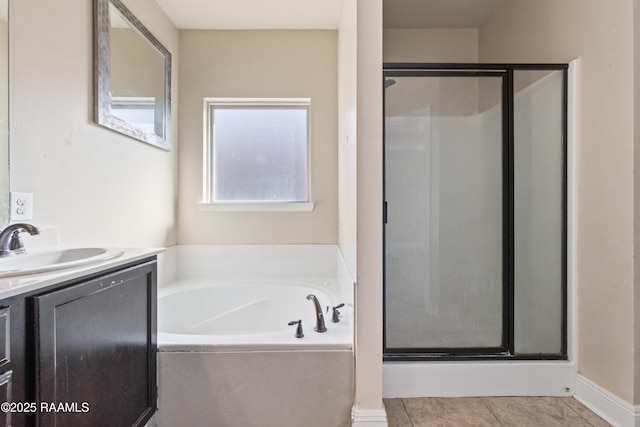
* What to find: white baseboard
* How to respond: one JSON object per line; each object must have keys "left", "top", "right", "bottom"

{"left": 574, "top": 374, "right": 640, "bottom": 427}
{"left": 351, "top": 407, "right": 388, "bottom": 427}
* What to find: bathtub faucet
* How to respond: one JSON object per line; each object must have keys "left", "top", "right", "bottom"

{"left": 306, "top": 294, "right": 327, "bottom": 333}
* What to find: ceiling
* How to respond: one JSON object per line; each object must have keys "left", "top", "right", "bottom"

{"left": 155, "top": 0, "right": 504, "bottom": 30}
{"left": 155, "top": 0, "right": 343, "bottom": 30}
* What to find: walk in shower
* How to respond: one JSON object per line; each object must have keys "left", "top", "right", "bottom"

{"left": 383, "top": 64, "right": 568, "bottom": 360}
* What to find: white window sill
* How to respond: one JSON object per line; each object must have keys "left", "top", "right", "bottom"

{"left": 198, "top": 201, "right": 315, "bottom": 212}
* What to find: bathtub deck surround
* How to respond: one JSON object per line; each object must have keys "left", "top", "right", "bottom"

{"left": 154, "top": 245, "right": 354, "bottom": 427}
{"left": 160, "top": 244, "right": 347, "bottom": 282}
{"left": 158, "top": 351, "right": 353, "bottom": 427}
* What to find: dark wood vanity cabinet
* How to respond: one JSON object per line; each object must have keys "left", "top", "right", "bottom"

{"left": 0, "top": 257, "right": 157, "bottom": 427}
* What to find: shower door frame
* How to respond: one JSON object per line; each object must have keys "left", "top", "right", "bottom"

{"left": 382, "top": 63, "right": 569, "bottom": 362}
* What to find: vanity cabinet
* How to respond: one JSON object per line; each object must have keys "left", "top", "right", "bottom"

{"left": 0, "top": 257, "right": 157, "bottom": 427}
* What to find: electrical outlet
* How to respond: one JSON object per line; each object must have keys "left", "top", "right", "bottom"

{"left": 10, "top": 192, "right": 33, "bottom": 221}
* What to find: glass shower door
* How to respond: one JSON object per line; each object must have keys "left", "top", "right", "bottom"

{"left": 384, "top": 65, "right": 568, "bottom": 360}
{"left": 384, "top": 73, "right": 507, "bottom": 352}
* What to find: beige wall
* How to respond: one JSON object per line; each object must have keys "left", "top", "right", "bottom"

{"left": 10, "top": 0, "right": 178, "bottom": 247}
{"left": 0, "top": 18, "right": 7, "bottom": 223}
{"left": 177, "top": 30, "right": 338, "bottom": 245}
{"left": 339, "top": 0, "right": 357, "bottom": 277}
{"left": 353, "top": 0, "right": 385, "bottom": 415}
{"left": 383, "top": 28, "right": 478, "bottom": 63}
{"left": 634, "top": 0, "right": 640, "bottom": 404}
{"left": 480, "top": 0, "right": 636, "bottom": 404}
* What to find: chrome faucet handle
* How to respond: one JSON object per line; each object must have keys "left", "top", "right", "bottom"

{"left": 288, "top": 320, "right": 304, "bottom": 338}
{"left": 0, "top": 223, "right": 40, "bottom": 257}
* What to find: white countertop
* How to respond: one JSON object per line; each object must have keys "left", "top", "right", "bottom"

{"left": 0, "top": 247, "right": 164, "bottom": 299}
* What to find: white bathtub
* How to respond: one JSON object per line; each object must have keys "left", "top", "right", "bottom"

{"left": 158, "top": 277, "right": 352, "bottom": 351}
{"left": 154, "top": 245, "right": 355, "bottom": 427}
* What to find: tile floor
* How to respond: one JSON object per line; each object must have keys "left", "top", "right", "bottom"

{"left": 385, "top": 397, "right": 611, "bottom": 427}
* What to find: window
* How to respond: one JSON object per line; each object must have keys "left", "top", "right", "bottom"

{"left": 201, "top": 98, "right": 313, "bottom": 212}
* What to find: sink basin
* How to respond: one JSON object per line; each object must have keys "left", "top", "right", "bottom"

{"left": 0, "top": 247, "right": 124, "bottom": 278}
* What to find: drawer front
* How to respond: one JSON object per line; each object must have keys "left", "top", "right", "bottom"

{"left": 0, "top": 307, "right": 10, "bottom": 367}
{"left": 0, "top": 370, "right": 12, "bottom": 427}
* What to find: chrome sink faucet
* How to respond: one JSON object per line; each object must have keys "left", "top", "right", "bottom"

{"left": 306, "top": 294, "right": 327, "bottom": 332}
{"left": 0, "top": 223, "right": 40, "bottom": 257}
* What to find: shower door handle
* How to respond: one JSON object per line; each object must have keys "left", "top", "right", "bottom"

{"left": 383, "top": 201, "right": 388, "bottom": 224}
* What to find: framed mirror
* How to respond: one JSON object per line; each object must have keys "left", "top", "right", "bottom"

{"left": 94, "top": 0, "right": 171, "bottom": 150}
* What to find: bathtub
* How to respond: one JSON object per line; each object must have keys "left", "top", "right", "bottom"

{"left": 158, "top": 277, "right": 353, "bottom": 351}
{"left": 153, "top": 245, "right": 354, "bottom": 427}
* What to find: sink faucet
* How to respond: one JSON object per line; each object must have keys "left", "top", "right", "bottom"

{"left": 0, "top": 223, "right": 40, "bottom": 257}
{"left": 306, "top": 294, "right": 327, "bottom": 332}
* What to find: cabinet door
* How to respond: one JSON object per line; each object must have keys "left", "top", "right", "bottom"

{"left": 0, "top": 306, "right": 11, "bottom": 427}
{"left": 0, "top": 297, "right": 28, "bottom": 427}
{"left": 33, "top": 261, "right": 157, "bottom": 427}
